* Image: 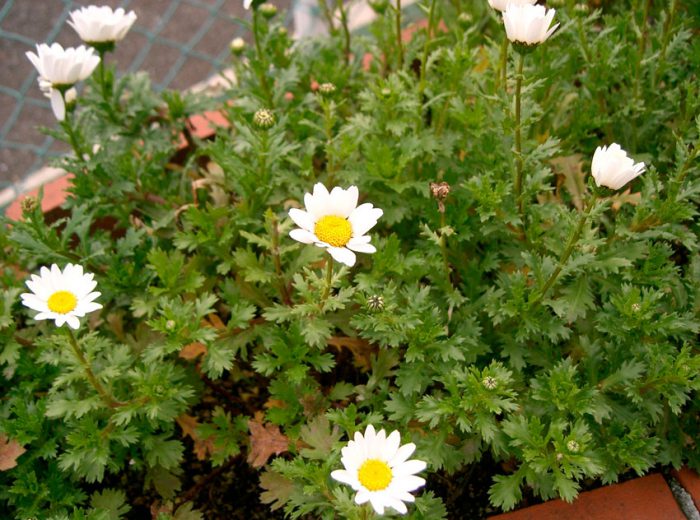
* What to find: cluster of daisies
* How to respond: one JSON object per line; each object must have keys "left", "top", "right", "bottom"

{"left": 26, "top": 5, "right": 137, "bottom": 121}
{"left": 19, "top": 1, "right": 649, "bottom": 516}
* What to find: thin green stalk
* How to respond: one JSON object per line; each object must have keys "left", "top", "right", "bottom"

{"left": 66, "top": 328, "right": 118, "bottom": 407}
{"left": 633, "top": 0, "right": 652, "bottom": 101}
{"left": 418, "top": 0, "right": 438, "bottom": 100}
{"left": 61, "top": 111, "right": 84, "bottom": 160}
{"left": 653, "top": 0, "right": 676, "bottom": 88}
{"left": 321, "top": 256, "right": 334, "bottom": 302}
{"left": 269, "top": 213, "right": 292, "bottom": 305}
{"left": 252, "top": 10, "right": 273, "bottom": 106}
{"left": 318, "top": 0, "right": 336, "bottom": 34}
{"left": 395, "top": 0, "right": 404, "bottom": 69}
{"left": 337, "top": 0, "right": 351, "bottom": 65}
{"left": 439, "top": 211, "right": 451, "bottom": 286}
{"left": 513, "top": 53, "right": 525, "bottom": 225}
{"left": 498, "top": 36, "right": 508, "bottom": 90}
{"left": 576, "top": 14, "right": 591, "bottom": 63}
{"left": 529, "top": 198, "right": 594, "bottom": 306}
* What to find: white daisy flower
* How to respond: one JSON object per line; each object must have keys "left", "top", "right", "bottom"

{"left": 488, "top": 0, "right": 536, "bottom": 13}
{"left": 331, "top": 425, "right": 427, "bottom": 515}
{"left": 20, "top": 264, "right": 103, "bottom": 330}
{"left": 68, "top": 6, "right": 137, "bottom": 44}
{"left": 502, "top": 4, "right": 559, "bottom": 46}
{"left": 591, "top": 143, "right": 646, "bottom": 190}
{"left": 289, "top": 183, "right": 383, "bottom": 267}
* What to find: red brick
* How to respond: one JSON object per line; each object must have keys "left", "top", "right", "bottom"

{"left": 671, "top": 467, "right": 700, "bottom": 510}
{"left": 489, "top": 474, "right": 684, "bottom": 520}
{"left": 6, "top": 173, "right": 73, "bottom": 221}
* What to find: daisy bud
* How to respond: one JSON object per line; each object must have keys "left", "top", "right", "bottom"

{"left": 368, "top": 0, "right": 389, "bottom": 14}
{"left": 458, "top": 12, "right": 473, "bottom": 28}
{"left": 366, "top": 295, "right": 385, "bottom": 311}
{"left": 591, "top": 143, "right": 646, "bottom": 190}
{"left": 318, "top": 82, "right": 336, "bottom": 96}
{"left": 20, "top": 196, "right": 38, "bottom": 215}
{"left": 502, "top": 4, "right": 559, "bottom": 48}
{"left": 574, "top": 3, "right": 589, "bottom": 13}
{"left": 488, "top": 0, "right": 536, "bottom": 12}
{"left": 260, "top": 3, "right": 278, "bottom": 18}
{"left": 253, "top": 108, "right": 276, "bottom": 129}
{"left": 567, "top": 440, "right": 580, "bottom": 453}
{"left": 483, "top": 376, "right": 498, "bottom": 390}
{"left": 331, "top": 425, "right": 427, "bottom": 516}
{"left": 230, "top": 37, "right": 246, "bottom": 55}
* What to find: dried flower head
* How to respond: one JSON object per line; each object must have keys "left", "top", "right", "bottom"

{"left": 253, "top": 108, "right": 275, "bottom": 129}
{"left": 430, "top": 182, "right": 451, "bottom": 213}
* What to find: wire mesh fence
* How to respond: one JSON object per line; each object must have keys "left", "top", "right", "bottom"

{"left": 0, "top": 0, "right": 290, "bottom": 206}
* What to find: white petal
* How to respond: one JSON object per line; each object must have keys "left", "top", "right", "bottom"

{"left": 329, "top": 186, "right": 359, "bottom": 218}
{"left": 346, "top": 240, "right": 376, "bottom": 254}
{"left": 393, "top": 459, "right": 427, "bottom": 476}
{"left": 49, "top": 89, "right": 65, "bottom": 121}
{"left": 349, "top": 204, "right": 383, "bottom": 237}
{"left": 288, "top": 208, "right": 315, "bottom": 231}
{"left": 327, "top": 247, "right": 356, "bottom": 267}
{"left": 389, "top": 443, "right": 416, "bottom": 467}
{"left": 303, "top": 183, "right": 330, "bottom": 217}
{"left": 331, "top": 469, "right": 358, "bottom": 487}
{"left": 289, "top": 228, "right": 317, "bottom": 244}
{"left": 66, "top": 315, "right": 81, "bottom": 330}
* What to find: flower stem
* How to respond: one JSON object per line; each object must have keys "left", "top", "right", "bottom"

{"left": 513, "top": 53, "right": 525, "bottom": 227}
{"left": 337, "top": 0, "right": 352, "bottom": 65}
{"left": 252, "top": 10, "right": 273, "bottom": 106}
{"left": 439, "top": 211, "right": 451, "bottom": 286}
{"left": 61, "top": 112, "right": 84, "bottom": 160}
{"left": 269, "top": 212, "right": 292, "bottom": 305}
{"left": 418, "top": 0, "right": 437, "bottom": 101}
{"left": 653, "top": 0, "right": 676, "bottom": 88}
{"left": 395, "top": 0, "right": 404, "bottom": 69}
{"left": 321, "top": 255, "right": 334, "bottom": 303}
{"left": 497, "top": 36, "right": 508, "bottom": 90}
{"left": 529, "top": 198, "right": 594, "bottom": 306}
{"left": 632, "top": 0, "right": 651, "bottom": 101}
{"left": 318, "top": 0, "right": 336, "bottom": 34}
{"left": 66, "top": 328, "right": 118, "bottom": 407}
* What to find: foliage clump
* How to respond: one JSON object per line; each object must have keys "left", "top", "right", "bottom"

{"left": 2, "top": 0, "right": 699, "bottom": 518}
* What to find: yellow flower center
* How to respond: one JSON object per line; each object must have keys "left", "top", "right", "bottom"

{"left": 314, "top": 215, "right": 352, "bottom": 247}
{"left": 47, "top": 290, "right": 77, "bottom": 314}
{"left": 357, "top": 459, "right": 393, "bottom": 491}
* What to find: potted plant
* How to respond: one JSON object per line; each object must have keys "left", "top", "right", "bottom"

{"left": 1, "top": 0, "right": 699, "bottom": 518}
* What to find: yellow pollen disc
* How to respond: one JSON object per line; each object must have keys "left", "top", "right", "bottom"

{"left": 357, "top": 459, "right": 393, "bottom": 491}
{"left": 314, "top": 215, "right": 352, "bottom": 247}
{"left": 47, "top": 290, "right": 77, "bottom": 314}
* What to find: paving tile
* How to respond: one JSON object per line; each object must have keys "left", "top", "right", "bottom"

{"left": 489, "top": 474, "right": 685, "bottom": 520}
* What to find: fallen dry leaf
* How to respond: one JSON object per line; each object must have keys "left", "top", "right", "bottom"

{"left": 179, "top": 342, "right": 207, "bottom": 360}
{"left": 610, "top": 188, "right": 642, "bottom": 211}
{"left": 327, "top": 336, "right": 375, "bottom": 371}
{"left": 0, "top": 435, "right": 26, "bottom": 471}
{"left": 247, "top": 419, "right": 289, "bottom": 468}
{"left": 176, "top": 414, "right": 217, "bottom": 461}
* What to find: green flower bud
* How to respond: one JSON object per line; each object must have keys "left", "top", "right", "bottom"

{"left": 253, "top": 108, "right": 276, "bottom": 129}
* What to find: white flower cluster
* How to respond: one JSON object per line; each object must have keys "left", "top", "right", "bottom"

{"left": 25, "top": 5, "right": 136, "bottom": 121}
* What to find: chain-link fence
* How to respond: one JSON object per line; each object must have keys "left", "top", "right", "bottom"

{"left": 0, "top": 0, "right": 291, "bottom": 207}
